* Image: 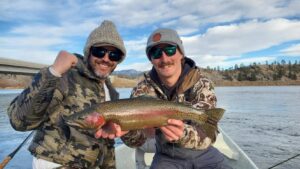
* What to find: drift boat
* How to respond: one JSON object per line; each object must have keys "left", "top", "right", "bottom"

{"left": 115, "top": 128, "right": 259, "bottom": 169}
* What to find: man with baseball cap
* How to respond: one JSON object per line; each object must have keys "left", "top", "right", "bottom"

{"left": 122, "top": 28, "right": 231, "bottom": 168}
{"left": 7, "top": 20, "right": 128, "bottom": 169}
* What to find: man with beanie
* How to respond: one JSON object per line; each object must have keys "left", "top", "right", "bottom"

{"left": 7, "top": 20, "right": 127, "bottom": 169}
{"left": 122, "top": 28, "right": 231, "bottom": 169}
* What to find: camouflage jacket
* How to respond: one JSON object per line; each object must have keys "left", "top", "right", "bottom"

{"left": 7, "top": 54, "right": 118, "bottom": 169}
{"left": 121, "top": 58, "right": 218, "bottom": 157}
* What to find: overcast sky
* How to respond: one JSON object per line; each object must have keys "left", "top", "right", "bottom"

{"left": 1, "top": 0, "right": 300, "bottom": 71}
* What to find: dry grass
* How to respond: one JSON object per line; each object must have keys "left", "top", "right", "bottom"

{"left": 1, "top": 73, "right": 300, "bottom": 89}
{"left": 110, "top": 76, "right": 140, "bottom": 88}
{"left": 0, "top": 74, "right": 32, "bottom": 88}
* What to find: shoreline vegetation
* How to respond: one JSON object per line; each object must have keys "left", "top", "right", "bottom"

{"left": 1, "top": 75, "right": 300, "bottom": 90}
{"left": 1, "top": 60, "right": 300, "bottom": 89}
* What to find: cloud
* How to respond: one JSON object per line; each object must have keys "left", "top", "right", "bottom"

{"left": 0, "top": 0, "right": 100, "bottom": 23}
{"left": 0, "top": 48, "right": 57, "bottom": 64}
{"left": 125, "top": 37, "right": 147, "bottom": 59}
{"left": 280, "top": 43, "right": 300, "bottom": 56}
{"left": 90, "top": 0, "right": 300, "bottom": 32}
{"left": 189, "top": 54, "right": 229, "bottom": 68}
{"left": 0, "top": 0, "right": 48, "bottom": 21}
{"left": 183, "top": 18, "right": 300, "bottom": 56}
{"left": 0, "top": 0, "right": 300, "bottom": 71}
{"left": 10, "top": 21, "right": 98, "bottom": 38}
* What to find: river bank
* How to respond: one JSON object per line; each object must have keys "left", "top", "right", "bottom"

{"left": 1, "top": 74, "right": 300, "bottom": 89}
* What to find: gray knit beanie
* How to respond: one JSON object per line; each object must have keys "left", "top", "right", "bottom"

{"left": 146, "top": 28, "right": 185, "bottom": 60}
{"left": 84, "top": 20, "right": 126, "bottom": 62}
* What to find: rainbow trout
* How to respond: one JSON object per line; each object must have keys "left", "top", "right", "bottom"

{"left": 64, "top": 97, "right": 225, "bottom": 131}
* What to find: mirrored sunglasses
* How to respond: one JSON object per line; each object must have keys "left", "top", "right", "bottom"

{"left": 149, "top": 45, "right": 177, "bottom": 60}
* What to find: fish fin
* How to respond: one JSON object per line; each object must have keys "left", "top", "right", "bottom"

{"left": 202, "top": 124, "right": 217, "bottom": 142}
{"left": 58, "top": 116, "right": 71, "bottom": 140}
{"left": 201, "top": 108, "right": 225, "bottom": 142}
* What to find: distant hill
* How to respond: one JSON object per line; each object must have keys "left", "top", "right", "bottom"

{"left": 201, "top": 61, "right": 300, "bottom": 86}
{"left": 112, "top": 60, "right": 300, "bottom": 87}
{"left": 112, "top": 69, "right": 144, "bottom": 79}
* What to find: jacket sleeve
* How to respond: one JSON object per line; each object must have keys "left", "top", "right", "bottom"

{"left": 7, "top": 68, "right": 63, "bottom": 131}
{"left": 176, "top": 78, "right": 218, "bottom": 149}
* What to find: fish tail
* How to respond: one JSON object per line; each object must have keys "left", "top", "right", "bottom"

{"left": 201, "top": 108, "right": 225, "bottom": 142}
{"left": 205, "top": 108, "right": 225, "bottom": 123}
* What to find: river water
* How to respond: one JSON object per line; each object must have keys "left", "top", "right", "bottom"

{"left": 0, "top": 86, "right": 299, "bottom": 169}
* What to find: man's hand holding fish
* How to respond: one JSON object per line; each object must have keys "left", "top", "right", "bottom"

{"left": 160, "top": 119, "right": 185, "bottom": 142}
{"left": 85, "top": 112, "right": 129, "bottom": 139}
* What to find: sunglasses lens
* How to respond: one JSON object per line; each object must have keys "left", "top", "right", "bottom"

{"left": 109, "top": 51, "right": 122, "bottom": 62}
{"left": 91, "top": 47, "right": 123, "bottom": 62}
{"left": 164, "top": 46, "right": 177, "bottom": 56}
{"left": 150, "top": 48, "right": 162, "bottom": 59}
{"left": 91, "top": 47, "right": 106, "bottom": 59}
{"left": 149, "top": 45, "right": 177, "bottom": 59}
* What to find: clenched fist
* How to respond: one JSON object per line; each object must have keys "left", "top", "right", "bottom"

{"left": 51, "top": 50, "right": 78, "bottom": 75}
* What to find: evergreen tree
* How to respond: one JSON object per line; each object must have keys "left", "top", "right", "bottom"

{"left": 249, "top": 72, "right": 257, "bottom": 81}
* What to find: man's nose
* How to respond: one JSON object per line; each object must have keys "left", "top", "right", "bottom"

{"left": 102, "top": 53, "right": 110, "bottom": 62}
{"left": 160, "top": 51, "right": 169, "bottom": 61}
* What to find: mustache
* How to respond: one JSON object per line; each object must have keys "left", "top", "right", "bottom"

{"left": 158, "top": 61, "right": 174, "bottom": 68}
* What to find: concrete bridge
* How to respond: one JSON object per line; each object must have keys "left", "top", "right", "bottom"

{"left": 0, "top": 57, "right": 47, "bottom": 75}
{"left": 0, "top": 58, "right": 48, "bottom": 88}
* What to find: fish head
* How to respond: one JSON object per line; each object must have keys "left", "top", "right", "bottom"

{"left": 65, "top": 112, "right": 106, "bottom": 130}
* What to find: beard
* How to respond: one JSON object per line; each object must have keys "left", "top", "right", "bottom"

{"left": 94, "top": 70, "right": 109, "bottom": 79}
{"left": 90, "top": 60, "right": 116, "bottom": 80}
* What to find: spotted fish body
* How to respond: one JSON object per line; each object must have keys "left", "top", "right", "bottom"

{"left": 65, "top": 97, "right": 225, "bottom": 131}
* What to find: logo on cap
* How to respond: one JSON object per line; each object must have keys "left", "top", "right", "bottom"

{"left": 152, "top": 33, "right": 161, "bottom": 42}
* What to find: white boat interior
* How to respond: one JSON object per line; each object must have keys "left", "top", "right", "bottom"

{"left": 115, "top": 128, "right": 259, "bottom": 169}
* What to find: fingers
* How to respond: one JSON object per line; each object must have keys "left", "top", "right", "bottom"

{"left": 95, "top": 122, "right": 128, "bottom": 139}
{"left": 161, "top": 126, "right": 179, "bottom": 141}
{"left": 168, "top": 119, "right": 184, "bottom": 127}
{"left": 161, "top": 119, "right": 184, "bottom": 142}
{"left": 113, "top": 123, "right": 122, "bottom": 137}
{"left": 95, "top": 129, "right": 103, "bottom": 139}
{"left": 112, "top": 123, "right": 129, "bottom": 137}
{"left": 95, "top": 128, "right": 114, "bottom": 139}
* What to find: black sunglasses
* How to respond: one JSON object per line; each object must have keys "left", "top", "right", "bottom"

{"left": 148, "top": 45, "right": 177, "bottom": 59}
{"left": 91, "top": 47, "right": 123, "bottom": 62}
